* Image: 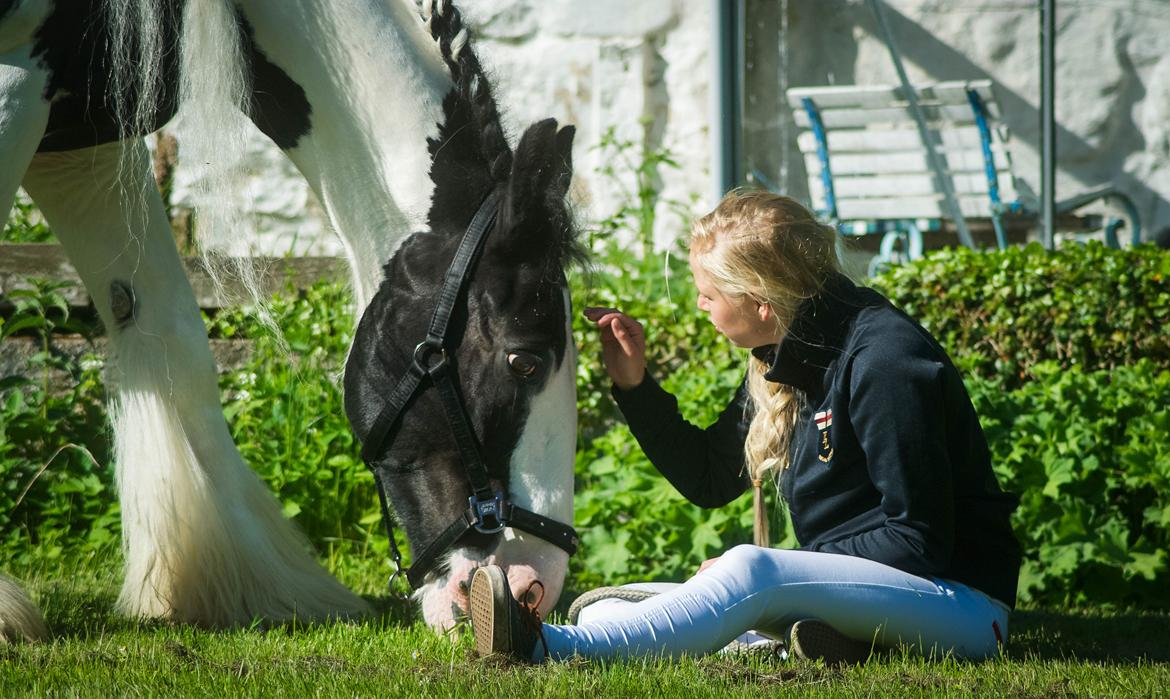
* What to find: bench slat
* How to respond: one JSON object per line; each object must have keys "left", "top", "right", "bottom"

{"left": 809, "top": 172, "right": 1013, "bottom": 199}
{"left": 787, "top": 80, "right": 995, "bottom": 110}
{"left": 787, "top": 79, "right": 1035, "bottom": 234}
{"left": 828, "top": 196, "right": 1003, "bottom": 221}
{"left": 803, "top": 150, "right": 1009, "bottom": 177}
{"left": 796, "top": 127, "right": 1007, "bottom": 155}
{"left": 793, "top": 104, "right": 988, "bottom": 130}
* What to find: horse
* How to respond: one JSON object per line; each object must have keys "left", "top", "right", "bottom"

{"left": 0, "top": 0, "right": 581, "bottom": 640}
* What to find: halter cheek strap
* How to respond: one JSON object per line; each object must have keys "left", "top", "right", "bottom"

{"left": 359, "top": 188, "right": 579, "bottom": 592}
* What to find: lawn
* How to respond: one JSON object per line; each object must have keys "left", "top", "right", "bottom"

{"left": 3, "top": 548, "right": 1167, "bottom": 697}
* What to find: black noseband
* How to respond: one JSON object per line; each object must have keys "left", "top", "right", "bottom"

{"left": 359, "top": 188, "right": 579, "bottom": 591}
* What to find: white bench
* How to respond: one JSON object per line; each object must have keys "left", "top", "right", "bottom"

{"left": 787, "top": 79, "right": 1140, "bottom": 274}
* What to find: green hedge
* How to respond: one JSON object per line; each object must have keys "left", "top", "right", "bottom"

{"left": 868, "top": 242, "right": 1170, "bottom": 387}
{"left": 0, "top": 280, "right": 114, "bottom": 561}
{"left": 970, "top": 362, "right": 1170, "bottom": 607}
{"left": 568, "top": 226, "right": 758, "bottom": 590}
{"left": 866, "top": 243, "right": 1170, "bottom": 606}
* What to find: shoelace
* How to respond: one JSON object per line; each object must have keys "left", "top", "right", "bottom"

{"left": 519, "top": 580, "right": 549, "bottom": 658}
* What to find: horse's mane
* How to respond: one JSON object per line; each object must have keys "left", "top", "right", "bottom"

{"left": 421, "top": 0, "right": 586, "bottom": 274}
{"left": 421, "top": 0, "right": 512, "bottom": 184}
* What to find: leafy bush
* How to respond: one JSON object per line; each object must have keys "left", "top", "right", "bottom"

{"left": 868, "top": 242, "right": 1170, "bottom": 608}
{"left": 570, "top": 240, "right": 1170, "bottom": 606}
{"left": 868, "top": 243, "right": 1170, "bottom": 388}
{"left": 568, "top": 131, "right": 770, "bottom": 588}
{"left": 970, "top": 361, "right": 1170, "bottom": 609}
{"left": 569, "top": 291, "right": 764, "bottom": 588}
{"left": 0, "top": 280, "right": 113, "bottom": 562}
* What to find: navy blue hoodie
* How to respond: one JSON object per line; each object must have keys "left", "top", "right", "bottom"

{"left": 612, "top": 273, "right": 1022, "bottom": 607}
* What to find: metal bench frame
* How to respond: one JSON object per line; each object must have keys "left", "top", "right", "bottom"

{"left": 789, "top": 80, "right": 1141, "bottom": 274}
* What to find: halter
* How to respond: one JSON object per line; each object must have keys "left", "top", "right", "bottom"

{"left": 360, "top": 188, "right": 579, "bottom": 591}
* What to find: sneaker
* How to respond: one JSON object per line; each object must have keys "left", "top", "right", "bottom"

{"left": 788, "top": 619, "right": 875, "bottom": 665}
{"left": 720, "top": 637, "right": 788, "bottom": 660}
{"left": 566, "top": 585, "right": 660, "bottom": 625}
{"left": 468, "top": 565, "right": 546, "bottom": 661}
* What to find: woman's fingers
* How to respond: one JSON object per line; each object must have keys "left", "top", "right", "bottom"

{"left": 583, "top": 307, "right": 646, "bottom": 389}
{"left": 587, "top": 310, "right": 643, "bottom": 337}
{"left": 596, "top": 313, "right": 643, "bottom": 353}
{"left": 610, "top": 317, "right": 643, "bottom": 352}
{"left": 585, "top": 308, "right": 641, "bottom": 343}
{"left": 582, "top": 306, "right": 617, "bottom": 321}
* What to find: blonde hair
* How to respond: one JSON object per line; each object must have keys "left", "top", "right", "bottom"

{"left": 690, "top": 190, "right": 840, "bottom": 546}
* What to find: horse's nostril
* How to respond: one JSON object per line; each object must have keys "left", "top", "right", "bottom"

{"left": 458, "top": 579, "right": 470, "bottom": 595}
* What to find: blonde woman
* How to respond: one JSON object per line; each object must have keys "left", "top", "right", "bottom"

{"left": 470, "top": 190, "right": 1022, "bottom": 664}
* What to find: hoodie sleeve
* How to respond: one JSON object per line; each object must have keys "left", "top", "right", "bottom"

{"left": 611, "top": 372, "right": 751, "bottom": 508}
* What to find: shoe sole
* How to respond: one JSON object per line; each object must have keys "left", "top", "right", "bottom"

{"left": 789, "top": 619, "right": 874, "bottom": 664}
{"left": 470, "top": 566, "right": 510, "bottom": 657}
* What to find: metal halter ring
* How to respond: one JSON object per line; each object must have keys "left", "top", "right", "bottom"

{"left": 412, "top": 340, "right": 447, "bottom": 375}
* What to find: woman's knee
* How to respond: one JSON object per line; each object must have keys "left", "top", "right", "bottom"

{"left": 709, "top": 544, "right": 772, "bottom": 575}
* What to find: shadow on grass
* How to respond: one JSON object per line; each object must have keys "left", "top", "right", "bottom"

{"left": 31, "top": 567, "right": 421, "bottom": 641}
{"left": 1004, "top": 608, "right": 1170, "bottom": 663}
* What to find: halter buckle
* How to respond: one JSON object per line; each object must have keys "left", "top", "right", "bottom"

{"left": 469, "top": 491, "right": 507, "bottom": 534}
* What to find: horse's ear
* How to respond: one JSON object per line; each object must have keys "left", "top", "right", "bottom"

{"left": 552, "top": 124, "right": 575, "bottom": 200}
{"left": 506, "top": 119, "right": 574, "bottom": 222}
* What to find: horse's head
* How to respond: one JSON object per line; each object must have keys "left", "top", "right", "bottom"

{"left": 343, "top": 10, "right": 581, "bottom": 625}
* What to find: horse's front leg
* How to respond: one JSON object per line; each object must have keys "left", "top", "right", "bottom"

{"left": 20, "top": 140, "right": 370, "bottom": 627}
{"left": 0, "top": 39, "right": 53, "bottom": 644}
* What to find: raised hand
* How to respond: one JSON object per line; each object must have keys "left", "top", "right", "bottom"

{"left": 582, "top": 307, "right": 647, "bottom": 390}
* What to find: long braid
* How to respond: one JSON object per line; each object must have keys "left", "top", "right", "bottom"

{"left": 420, "top": 0, "right": 513, "bottom": 182}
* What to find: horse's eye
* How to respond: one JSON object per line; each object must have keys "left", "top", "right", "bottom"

{"left": 506, "top": 351, "right": 542, "bottom": 378}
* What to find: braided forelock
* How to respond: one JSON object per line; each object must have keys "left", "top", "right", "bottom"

{"left": 420, "top": 0, "right": 513, "bottom": 182}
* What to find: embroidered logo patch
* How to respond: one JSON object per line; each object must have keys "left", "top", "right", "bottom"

{"left": 814, "top": 409, "right": 834, "bottom": 463}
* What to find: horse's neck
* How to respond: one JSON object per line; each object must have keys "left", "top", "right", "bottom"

{"left": 239, "top": 0, "right": 453, "bottom": 312}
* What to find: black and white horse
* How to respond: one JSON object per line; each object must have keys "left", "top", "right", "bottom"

{"left": 0, "top": 0, "right": 579, "bottom": 639}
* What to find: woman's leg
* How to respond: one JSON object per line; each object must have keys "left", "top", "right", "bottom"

{"left": 542, "top": 545, "right": 1008, "bottom": 662}
{"left": 573, "top": 583, "right": 782, "bottom": 652}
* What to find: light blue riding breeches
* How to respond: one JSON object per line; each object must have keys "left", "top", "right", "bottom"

{"left": 539, "top": 545, "right": 1011, "bottom": 662}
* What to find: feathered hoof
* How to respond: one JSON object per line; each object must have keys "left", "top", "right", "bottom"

{"left": 0, "top": 575, "right": 49, "bottom": 644}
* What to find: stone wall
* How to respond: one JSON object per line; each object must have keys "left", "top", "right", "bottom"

{"left": 149, "top": 1, "right": 1170, "bottom": 254}
{"left": 748, "top": 0, "right": 1170, "bottom": 242}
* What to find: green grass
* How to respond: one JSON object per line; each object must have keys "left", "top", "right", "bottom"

{"left": 3, "top": 550, "right": 1168, "bottom": 697}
